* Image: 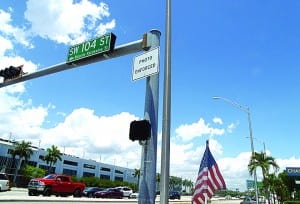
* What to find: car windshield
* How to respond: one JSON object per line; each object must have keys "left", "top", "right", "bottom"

{"left": 0, "top": 173, "right": 9, "bottom": 180}
{"left": 43, "top": 175, "right": 56, "bottom": 179}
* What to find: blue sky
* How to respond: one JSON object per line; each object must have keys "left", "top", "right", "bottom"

{"left": 1, "top": 0, "right": 300, "bottom": 191}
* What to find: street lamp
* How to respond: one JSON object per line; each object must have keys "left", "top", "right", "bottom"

{"left": 212, "top": 96, "right": 259, "bottom": 204}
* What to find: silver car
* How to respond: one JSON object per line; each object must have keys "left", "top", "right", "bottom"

{"left": 115, "top": 186, "right": 133, "bottom": 197}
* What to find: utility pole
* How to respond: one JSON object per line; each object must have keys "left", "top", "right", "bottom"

{"left": 139, "top": 30, "right": 161, "bottom": 204}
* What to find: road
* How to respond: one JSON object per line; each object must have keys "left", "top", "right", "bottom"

{"left": 0, "top": 188, "right": 242, "bottom": 204}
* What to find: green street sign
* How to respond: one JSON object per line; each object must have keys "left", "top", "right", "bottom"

{"left": 67, "top": 33, "right": 116, "bottom": 63}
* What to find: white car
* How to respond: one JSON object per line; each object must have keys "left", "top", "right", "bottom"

{"left": 115, "top": 186, "right": 133, "bottom": 197}
{"left": 129, "top": 192, "right": 139, "bottom": 199}
{"left": 0, "top": 173, "right": 11, "bottom": 191}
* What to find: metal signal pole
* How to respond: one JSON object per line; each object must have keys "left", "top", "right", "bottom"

{"left": 160, "top": 0, "right": 172, "bottom": 203}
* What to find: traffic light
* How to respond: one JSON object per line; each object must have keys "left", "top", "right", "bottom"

{"left": 0, "top": 65, "right": 24, "bottom": 82}
{"left": 129, "top": 120, "right": 151, "bottom": 141}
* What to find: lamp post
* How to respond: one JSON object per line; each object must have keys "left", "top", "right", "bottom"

{"left": 213, "top": 96, "right": 259, "bottom": 204}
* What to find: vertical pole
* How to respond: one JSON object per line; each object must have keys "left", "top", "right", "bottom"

{"left": 138, "top": 30, "right": 161, "bottom": 204}
{"left": 247, "top": 110, "right": 259, "bottom": 204}
{"left": 161, "top": 0, "right": 172, "bottom": 203}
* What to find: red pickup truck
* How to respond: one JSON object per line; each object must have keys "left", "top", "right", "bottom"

{"left": 27, "top": 174, "right": 85, "bottom": 197}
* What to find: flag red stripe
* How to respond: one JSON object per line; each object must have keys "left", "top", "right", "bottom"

{"left": 209, "top": 164, "right": 225, "bottom": 189}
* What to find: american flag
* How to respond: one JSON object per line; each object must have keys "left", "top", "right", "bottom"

{"left": 192, "top": 140, "right": 226, "bottom": 204}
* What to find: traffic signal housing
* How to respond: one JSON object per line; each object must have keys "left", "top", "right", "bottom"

{"left": 129, "top": 120, "right": 151, "bottom": 141}
{"left": 0, "top": 65, "right": 24, "bottom": 82}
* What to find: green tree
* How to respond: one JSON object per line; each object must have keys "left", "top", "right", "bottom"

{"left": 264, "top": 173, "right": 282, "bottom": 203}
{"left": 21, "top": 165, "right": 46, "bottom": 179}
{"left": 43, "top": 145, "right": 62, "bottom": 174}
{"left": 277, "top": 170, "right": 295, "bottom": 202}
{"left": 182, "top": 178, "right": 193, "bottom": 193}
{"left": 187, "top": 179, "right": 194, "bottom": 194}
{"left": 248, "top": 151, "right": 279, "bottom": 203}
{"left": 169, "top": 176, "right": 182, "bottom": 191}
{"left": 133, "top": 168, "right": 140, "bottom": 190}
{"left": 10, "top": 140, "right": 33, "bottom": 185}
{"left": 182, "top": 179, "right": 189, "bottom": 192}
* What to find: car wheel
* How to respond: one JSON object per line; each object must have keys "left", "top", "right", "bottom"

{"left": 28, "top": 190, "right": 37, "bottom": 196}
{"left": 88, "top": 193, "right": 93, "bottom": 198}
{"left": 43, "top": 187, "right": 51, "bottom": 196}
{"left": 73, "top": 189, "right": 81, "bottom": 197}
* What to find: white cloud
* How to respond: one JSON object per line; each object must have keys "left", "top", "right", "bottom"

{"left": 0, "top": 9, "right": 33, "bottom": 56}
{"left": 24, "top": 0, "right": 115, "bottom": 44}
{"left": 175, "top": 118, "right": 225, "bottom": 141}
{"left": 276, "top": 157, "right": 300, "bottom": 173}
{"left": 227, "top": 121, "right": 239, "bottom": 133}
{"left": 213, "top": 117, "right": 223, "bottom": 125}
{"left": 38, "top": 109, "right": 141, "bottom": 168}
{"left": 96, "top": 19, "right": 116, "bottom": 36}
{"left": 219, "top": 152, "right": 253, "bottom": 191}
{"left": 0, "top": 36, "right": 13, "bottom": 57}
{"left": 0, "top": 90, "right": 48, "bottom": 140}
{"left": 0, "top": 9, "right": 32, "bottom": 48}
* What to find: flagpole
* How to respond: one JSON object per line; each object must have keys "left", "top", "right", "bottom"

{"left": 205, "top": 141, "right": 208, "bottom": 204}
{"left": 160, "top": 0, "right": 171, "bottom": 203}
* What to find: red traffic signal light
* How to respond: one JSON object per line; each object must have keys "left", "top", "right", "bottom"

{"left": 129, "top": 120, "right": 151, "bottom": 141}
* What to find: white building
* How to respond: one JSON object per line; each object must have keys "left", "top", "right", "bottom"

{"left": 0, "top": 138, "right": 137, "bottom": 184}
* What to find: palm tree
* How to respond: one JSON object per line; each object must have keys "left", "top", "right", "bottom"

{"left": 248, "top": 151, "right": 279, "bottom": 180}
{"left": 187, "top": 180, "right": 194, "bottom": 193}
{"left": 133, "top": 168, "right": 140, "bottom": 189}
{"left": 10, "top": 140, "right": 33, "bottom": 184}
{"left": 169, "top": 176, "right": 182, "bottom": 191}
{"left": 248, "top": 151, "right": 279, "bottom": 203}
{"left": 264, "top": 173, "right": 282, "bottom": 204}
{"left": 43, "top": 145, "right": 62, "bottom": 174}
{"left": 182, "top": 179, "right": 189, "bottom": 192}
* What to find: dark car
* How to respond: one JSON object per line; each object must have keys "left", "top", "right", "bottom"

{"left": 94, "top": 188, "right": 123, "bottom": 199}
{"left": 82, "top": 187, "right": 104, "bottom": 198}
{"left": 169, "top": 191, "right": 181, "bottom": 200}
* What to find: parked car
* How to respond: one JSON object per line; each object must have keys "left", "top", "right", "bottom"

{"left": 27, "top": 174, "right": 85, "bottom": 197}
{"left": 169, "top": 191, "right": 181, "bottom": 200}
{"left": 115, "top": 186, "right": 133, "bottom": 197}
{"left": 240, "top": 196, "right": 266, "bottom": 204}
{"left": 129, "top": 192, "right": 139, "bottom": 199}
{"left": 94, "top": 188, "right": 123, "bottom": 199}
{"left": 0, "top": 173, "right": 11, "bottom": 191}
{"left": 82, "top": 187, "right": 104, "bottom": 198}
